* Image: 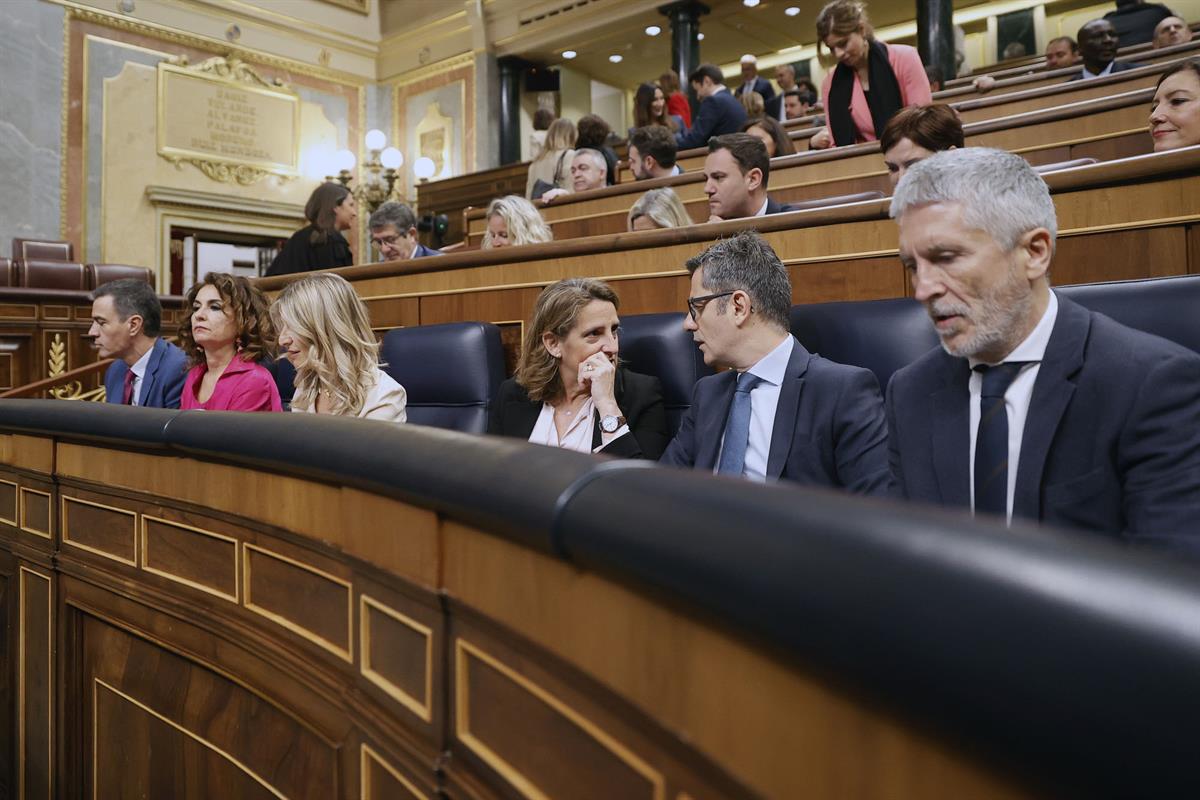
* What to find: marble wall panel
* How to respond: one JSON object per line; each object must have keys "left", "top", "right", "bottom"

{"left": 0, "top": 3, "right": 65, "bottom": 257}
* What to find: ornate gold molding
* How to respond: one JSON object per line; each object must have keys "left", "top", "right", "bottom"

{"left": 61, "top": 2, "right": 369, "bottom": 85}
{"left": 390, "top": 52, "right": 475, "bottom": 88}
{"left": 171, "top": 52, "right": 287, "bottom": 90}
{"left": 157, "top": 55, "right": 301, "bottom": 184}
{"left": 45, "top": 333, "right": 105, "bottom": 401}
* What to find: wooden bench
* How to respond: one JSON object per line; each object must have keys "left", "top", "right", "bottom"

{"left": 260, "top": 149, "right": 1200, "bottom": 368}
{"left": 463, "top": 89, "right": 1153, "bottom": 245}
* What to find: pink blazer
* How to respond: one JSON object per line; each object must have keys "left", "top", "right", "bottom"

{"left": 820, "top": 43, "right": 932, "bottom": 144}
{"left": 180, "top": 356, "right": 282, "bottom": 412}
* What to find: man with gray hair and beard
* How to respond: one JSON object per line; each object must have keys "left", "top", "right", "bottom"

{"left": 886, "top": 148, "right": 1200, "bottom": 552}
{"left": 660, "top": 230, "right": 891, "bottom": 493}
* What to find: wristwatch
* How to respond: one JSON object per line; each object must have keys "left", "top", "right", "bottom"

{"left": 600, "top": 414, "right": 626, "bottom": 433}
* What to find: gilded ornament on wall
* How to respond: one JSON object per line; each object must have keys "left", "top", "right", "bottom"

{"left": 157, "top": 55, "right": 300, "bottom": 185}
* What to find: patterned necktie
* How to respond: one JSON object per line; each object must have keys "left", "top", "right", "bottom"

{"left": 974, "top": 362, "right": 1029, "bottom": 517}
{"left": 717, "top": 372, "right": 763, "bottom": 476}
{"left": 121, "top": 370, "right": 136, "bottom": 405}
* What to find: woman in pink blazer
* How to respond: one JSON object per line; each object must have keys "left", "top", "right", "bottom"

{"left": 179, "top": 272, "right": 282, "bottom": 412}
{"left": 810, "top": 0, "right": 932, "bottom": 149}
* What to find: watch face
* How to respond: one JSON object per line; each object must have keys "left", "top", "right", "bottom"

{"left": 601, "top": 415, "right": 618, "bottom": 432}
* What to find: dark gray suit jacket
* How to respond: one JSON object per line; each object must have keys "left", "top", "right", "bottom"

{"left": 660, "top": 336, "right": 892, "bottom": 494}
{"left": 886, "top": 294, "right": 1200, "bottom": 552}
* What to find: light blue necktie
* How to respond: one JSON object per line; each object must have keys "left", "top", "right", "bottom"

{"left": 717, "top": 372, "right": 763, "bottom": 476}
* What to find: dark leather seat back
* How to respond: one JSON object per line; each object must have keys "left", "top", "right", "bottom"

{"left": 264, "top": 358, "right": 296, "bottom": 410}
{"left": 380, "top": 322, "right": 505, "bottom": 432}
{"left": 13, "top": 238, "right": 73, "bottom": 262}
{"left": 1058, "top": 275, "right": 1200, "bottom": 355}
{"left": 19, "top": 260, "right": 87, "bottom": 291}
{"left": 619, "top": 312, "right": 713, "bottom": 435}
{"left": 86, "top": 263, "right": 154, "bottom": 290}
{"left": 791, "top": 296, "right": 939, "bottom": 389}
{"left": 0, "top": 258, "right": 14, "bottom": 287}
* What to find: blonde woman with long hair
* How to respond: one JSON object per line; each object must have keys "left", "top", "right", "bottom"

{"left": 271, "top": 273, "right": 407, "bottom": 423}
{"left": 481, "top": 195, "right": 553, "bottom": 249}
{"left": 628, "top": 188, "right": 692, "bottom": 231}
{"left": 526, "top": 118, "right": 577, "bottom": 199}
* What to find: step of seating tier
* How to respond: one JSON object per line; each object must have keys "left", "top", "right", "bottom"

{"left": 418, "top": 38, "right": 1200, "bottom": 240}
{"left": 464, "top": 89, "right": 1153, "bottom": 245}
{"left": 258, "top": 147, "right": 1200, "bottom": 354}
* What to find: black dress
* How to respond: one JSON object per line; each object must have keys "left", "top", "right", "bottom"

{"left": 266, "top": 225, "right": 353, "bottom": 277}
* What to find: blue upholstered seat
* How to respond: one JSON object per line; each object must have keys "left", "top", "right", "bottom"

{"left": 381, "top": 321, "right": 505, "bottom": 433}
{"left": 618, "top": 312, "right": 713, "bottom": 435}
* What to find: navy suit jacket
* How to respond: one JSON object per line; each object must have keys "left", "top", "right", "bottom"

{"left": 676, "top": 89, "right": 749, "bottom": 150}
{"left": 660, "top": 336, "right": 892, "bottom": 494}
{"left": 886, "top": 294, "right": 1200, "bottom": 552}
{"left": 735, "top": 77, "right": 776, "bottom": 103}
{"left": 413, "top": 243, "right": 443, "bottom": 259}
{"left": 103, "top": 337, "right": 188, "bottom": 408}
{"left": 1068, "top": 60, "right": 1142, "bottom": 81}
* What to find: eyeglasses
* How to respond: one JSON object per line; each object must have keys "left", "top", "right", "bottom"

{"left": 686, "top": 291, "right": 735, "bottom": 321}
{"left": 371, "top": 234, "right": 402, "bottom": 248}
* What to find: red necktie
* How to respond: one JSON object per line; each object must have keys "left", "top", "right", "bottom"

{"left": 122, "top": 370, "right": 136, "bottom": 405}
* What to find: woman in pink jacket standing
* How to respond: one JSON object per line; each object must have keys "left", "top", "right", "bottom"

{"left": 179, "top": 272, "right": 282, "bottom": 412}
{"left": 810, "top": 0, "right": 932, "bottom": 149}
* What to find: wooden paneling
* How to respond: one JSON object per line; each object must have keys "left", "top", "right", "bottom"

{"left": 141, "top": 515, "right": 239, "bottom": 603}
{"left": 19, "top": 566, "right": 51, "bottom": 800}
{"left": 19, "top": 486, "right": 52, "bottom": 540}
{"left": 61, "top": 493, "right": 137, "bottom": 566}
{"left": 1052, "top": 227, "right": 1189, "bottom": 286}
{"left": 440, "top": 523, "right": 1023, "bottom": 800}
{"left": 243, "top": 543, "right": 353, "bottom": 662}
{"left": 83, "top": 616, "right": 338, "bottom": 799}
{"left": 363, "top": 296, "right": 420, "bottom": 330}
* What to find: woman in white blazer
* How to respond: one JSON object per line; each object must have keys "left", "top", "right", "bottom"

{"left": 271, "top": 273, "right": 407, "bottom": 423}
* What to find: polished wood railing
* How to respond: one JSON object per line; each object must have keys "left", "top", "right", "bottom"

{"left": 0, "top": 358, "right": 112, "bottom": 400}
{"left": 3, "top": 402, "right": 1199, "bottom": 798}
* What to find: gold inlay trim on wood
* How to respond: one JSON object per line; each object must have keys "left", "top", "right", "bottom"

{"left": 360, "top": 742, "right": 426, "bottom": 800}
{"left": 19, "top": 567, "right": 52, "bottom": 800}
{"left": 359, "top": 594, "right": 433, "bottom": 722}
{"left": 242, "top": 543, "right": 354, "bottom": 663}
{"left": 19, "top": 487, "right": 53, "bottom": 539}
{"left": 0, "top": 478, "right": 18, "bottom": 526}
{"left": 92, "top": 678, "right": 287, "bottom": 800}
{"left": 60, "top": 494, "right": 138, "bottom": 566}
{"left": 454, "top": 638, "right": 666, "bottom": 800}
{"left": 140, "top": 514, "right": 239, "bottom": 604}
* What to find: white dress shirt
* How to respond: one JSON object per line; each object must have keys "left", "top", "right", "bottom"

{"left": 127, "top": 345, "right": 153, "bottom": 406}
{"left": 528, "top": 398, "right": 630, "bottom": 453}
{"left": 968, "top": 292, "right": 1059, "bottom": 522}
{"left": 1080, "top": 61, "right": 1116, "bottom": 79}
{"left": 716, "top": 335, "right": 794, "bottom": 482}
{"left": 753, "top": 196, "right": 770, "bottom": 217}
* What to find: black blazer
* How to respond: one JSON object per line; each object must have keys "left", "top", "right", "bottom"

{"left": 735, "top": 77, "right": 777, "bottom": 103}
{"left": 489, "top": 368, "right": 669, "bottom": 459}
{"left": 1067, "top": 60, "right": 1142, "bottom": 81}
{"left": 267, "top": 226, "right": 353, "bottom": 276}
{"left": 886, "top": 294, "right": 1200, "bottom": 553}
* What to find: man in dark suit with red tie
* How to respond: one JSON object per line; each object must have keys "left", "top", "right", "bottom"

{"left": 886, "top": 148, "right": 1200, "bottom": 553}
{"left": 90, "top": 279, "right": 187, "bottom": 408}
{"left": 660, "top": 231, "right": 891, "bottom": 494}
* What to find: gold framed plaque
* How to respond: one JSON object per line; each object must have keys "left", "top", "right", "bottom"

{"left": 157, "top": 57, "right": 300, "bottom": 183}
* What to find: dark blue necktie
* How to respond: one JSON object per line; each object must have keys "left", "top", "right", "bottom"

{"left": 974, "top": 362, "right": 1029, "bottom": 518}
{"left": 717, "top": 372, "right": 763, "bottom": 476}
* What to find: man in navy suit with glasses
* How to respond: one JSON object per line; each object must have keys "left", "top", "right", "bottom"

{"left": 660, "top": 231, "right": 892, "bottom": 494}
